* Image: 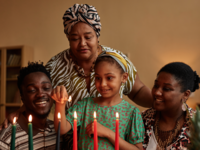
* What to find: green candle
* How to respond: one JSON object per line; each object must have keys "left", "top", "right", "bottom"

{"left": 10, "top": 117, "right": 16, "bottom": 150}
{"left": 28, "top": 115, "right": 33, "bottom": 150}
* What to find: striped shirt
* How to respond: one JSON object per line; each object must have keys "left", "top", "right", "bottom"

{"left": 0, "top": 112, "right": 62, "bottom": 150}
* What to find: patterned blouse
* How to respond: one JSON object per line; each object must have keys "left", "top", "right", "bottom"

{"left": 142, "top": 106, "right": 195, "bottom": 150}
{"left": 66, "top": 97, "right": 145, "bottom": 150}
{"left": 45, "top": 45, "right": 137, "bottom": 109}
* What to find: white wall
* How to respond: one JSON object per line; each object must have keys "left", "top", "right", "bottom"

{"left": 0, "top": 0, "right": 200, "bottom": 111}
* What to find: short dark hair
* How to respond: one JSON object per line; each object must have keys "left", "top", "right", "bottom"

{"left": 17, "top": 62, "right": 51, "bottom": 94}
{"left": 158, "top": 62, "right": 200, "bottom": 92}
{"left": 94, "top": 56, "right": 125, "bottom": 74}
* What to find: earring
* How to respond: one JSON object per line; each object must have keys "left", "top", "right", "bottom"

{"left": 182, "top": 99, "right": 187, "bottom": 111}
{"left": 119, "top": 83, "right": 125, "bottom": 98}
{"left": 121, "top": 82, "right": 125, "bottom": 87}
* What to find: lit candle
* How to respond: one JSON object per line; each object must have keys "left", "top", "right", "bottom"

{"left": 10, "top": 117, "right": 16, "bottom": 150}
{"left": 68, "top": 96, "right": 72, "bottom": 103}
{"left": 56, "top": 112, "right": 61, "bottom": 150}
{"left": 73, "top": 111, "right": 77, "bottom": 150}
{"left": 93, "top": 111, "right": 98, "bottom": 150}
{"left": 28, "top": 115, "right": 33, "bottom": 150}
{"left": 115, "top": 112, "right": 119, "bottom": 150}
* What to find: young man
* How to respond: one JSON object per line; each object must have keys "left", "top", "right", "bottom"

{"left": 0, "top": 62, "right": 62, "bottom": 149}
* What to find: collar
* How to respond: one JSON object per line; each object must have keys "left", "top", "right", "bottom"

{"left": 17, "top": 111, "right": 53, "bottom": 136}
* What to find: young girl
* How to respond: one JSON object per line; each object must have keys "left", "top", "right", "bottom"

{"left": 53, "top": 51, "right": 144, "bottom": 150}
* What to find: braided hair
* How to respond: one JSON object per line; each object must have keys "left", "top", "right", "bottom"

{"left": 17, "top": 62, "right": 51, "bottom": 94}
{"left": 158, "top": 62, "right": 200, "bottom": 92}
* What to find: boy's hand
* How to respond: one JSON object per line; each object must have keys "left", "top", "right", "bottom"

{"left": 51, "top": 85, "right": 69, "bottom": 104}
{"left": 86, "top": 121, "right": 110, "bottom": 138}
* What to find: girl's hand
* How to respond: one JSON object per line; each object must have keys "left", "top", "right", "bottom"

{"left": 51, "top": 85, "right": 69, "bottom": 104}
{"left": 86, "top": 122, "right": 111, "bottom": 138}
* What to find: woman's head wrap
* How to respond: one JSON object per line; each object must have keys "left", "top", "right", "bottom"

{"left": 63, "top": 4, "right": 101, "bottom": 37}
{"left": 97, "top": 51, "right": 128, "bottom": 72}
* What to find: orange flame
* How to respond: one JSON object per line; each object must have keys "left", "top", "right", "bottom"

{"left": 74, "top": 111, "right": 77, "bottom": 119}
{"left": 93, "top": 111, "right": 96, "bottom": 119}
{"left": 13, "top": 117, "right": 16, "bottom": 124}
{"left": 29, "top": 115, "right": 32, "bottom": 122}
{"left": 68, "top": 96, "right": 72, "bottom": 102}
{"left": 58, "top": 112, "right": 61, "bottom": 119}
{"left": 116, "top": 112, "right": 119, "bottom": 119}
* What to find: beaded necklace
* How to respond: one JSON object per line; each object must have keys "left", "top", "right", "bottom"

{"left": 154, "top": 112, "right": 183, "bottom": 149}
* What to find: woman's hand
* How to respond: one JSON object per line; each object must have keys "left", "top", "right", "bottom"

{"left": 51, "top": 85, "right": 69, "bottom": 104}
{"left": 0, "top": 113, "right": 18, "bottom": 130}
{"left": 86, "top": 121, "right": 111, "bottom": 138}
{"left": 0, "top": 105, "right": 25, "bottom": 130}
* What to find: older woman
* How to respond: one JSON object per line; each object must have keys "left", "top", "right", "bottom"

{"left": 45, "top": 3, "right": 152, "bottom": 109}
{"left": 142, "top": 62, "right": 200, "bottom": 150}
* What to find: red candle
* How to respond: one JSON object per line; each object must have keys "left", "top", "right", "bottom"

{"left": 93, "top": 111, "right": 98, "bottom": 150}
{"left": 115, "top": 112, "right": 119, "bottom": 150}
{"left": 73, "top": 111, "right": 77, "bottom": 150}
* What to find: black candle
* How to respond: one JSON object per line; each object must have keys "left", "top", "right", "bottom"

{"left": 56, "top": 112, "right": 61, "bottom": 150}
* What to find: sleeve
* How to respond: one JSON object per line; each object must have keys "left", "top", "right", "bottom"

{"left": 45, "top": 49, "right": 68, "bottom": 89}
{"left": 126, "top": 107, "right": 145, "bottom": 144}
{"left": 45, "top": 56, "right": 56, "bottom": 88}
{"left": 65, "top": 98, "right": 87, "bottom": 130}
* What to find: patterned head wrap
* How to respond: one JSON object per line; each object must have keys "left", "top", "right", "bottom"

{"left": 98, "top": 51, "right": 128, "bottom": 72}
{"left": 63, "top": 4, "right": 101, "bottom": 37}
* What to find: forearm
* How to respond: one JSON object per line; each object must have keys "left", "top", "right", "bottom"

{"left": 128, "top": 73, "right": 153, "bottom": 108}
{"left": 54, "top": 102, "right": 71, "bottom": 135}
{"left": 127, "top": 84, "right": 152, "bottom": 108}
{"left": 106, "top": 129, "right": 142, "bottom": 150}
{"left": 130, "top": 85, "right": 153, "bottom": 107}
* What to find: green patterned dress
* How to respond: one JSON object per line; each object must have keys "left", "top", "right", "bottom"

{"left": 66, "top": 97, "right": 145, "bottom": 150}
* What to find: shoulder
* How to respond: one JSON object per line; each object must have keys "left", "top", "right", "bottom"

{"left": 75, "top": 97, "right": 94, "bottom": 106}
{"left": 45, "top": 48, "right": 70, "bottom": 68}
{"left": 188, "top": 106, "right": 196, "bottom": 118}
{"left": 126, "top": 101, "right": 140, "bottom": 112}
{"left": 142, "top": 108, "right": 156, "bottom": 121}
{"left": 121, "top": 100, "right": 141, "bottom": 115}
{"left": 0, "top": 123, "right": 13, "bottom": 141}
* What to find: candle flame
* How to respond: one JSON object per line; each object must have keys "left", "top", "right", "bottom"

{"left": 13, "top": 117, "right": 16, "bottom": 124}
{"left": 68, "top": 96, "right": 72, "bottom": 102}
{"left": 116, "top": 112, "right": 119, "bottom": 119}
{"left": 29, "top": 115, "right": 32, "bottom": 122}
{"left": 74, "top": 111, "right": 77, "bottom": 119}
{"left": 58, "top": 112, "right": 61, "bottom": 119}
{"left": 93, "top": 111, "right": 96, "bottom": 119}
